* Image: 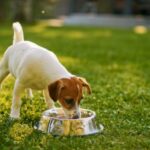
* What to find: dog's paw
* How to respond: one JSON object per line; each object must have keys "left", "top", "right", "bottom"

{"left": 9, "top": 116, "right": 20, "bottom": 121}
{"left": 7, "top": 117, "right": 21, "bottom": 126}
{"left": 9, "top": 116, "right": 20, "bottom": 120}
{"left": 10, "top": 113, "right": 20, "bottom": 120}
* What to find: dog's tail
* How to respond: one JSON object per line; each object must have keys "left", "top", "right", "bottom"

{"left": 12, "top": 22, "right": 24, "bottom": 45}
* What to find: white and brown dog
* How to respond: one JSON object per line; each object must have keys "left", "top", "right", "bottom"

{"left": 0, "top": 22, "right": 91, "bottom": 119}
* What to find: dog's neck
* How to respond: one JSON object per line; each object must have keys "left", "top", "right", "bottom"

{"left": 47, "top": 62, "right": 74, "bottom": 83}
{"left": 50, "top": 71, "right": 74, "bottom": 83}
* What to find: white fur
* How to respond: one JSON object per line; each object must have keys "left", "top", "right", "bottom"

{"left": 13, "top": 22, "right": 24, "bottom": 45}
{"left": 0, "top": 22, "right": 73, "bottom": 118}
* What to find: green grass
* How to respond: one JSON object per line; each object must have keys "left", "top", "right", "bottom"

{"left": 0, "top": 23, "right": 150, "bottom": 149}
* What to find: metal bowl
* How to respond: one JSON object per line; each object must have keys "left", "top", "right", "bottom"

{"left": 35, "top": 108, "right": 104, "bottom": 136}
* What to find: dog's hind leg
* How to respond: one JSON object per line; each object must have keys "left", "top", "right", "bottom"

{"left": 10, "top": 79, "right": 24, "bottom": 119}
{"left": 0, "top": 58, "right": 9, "bottom": 89}
{"left": 26, "top": 88, "right": 33, "bottom": 98}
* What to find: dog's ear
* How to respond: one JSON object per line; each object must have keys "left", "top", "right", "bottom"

{"left": 78, "top": 77, "right": 91, "bottom": 94}
{"left": 48, "top": 80, "right": 64, "bottom": 102}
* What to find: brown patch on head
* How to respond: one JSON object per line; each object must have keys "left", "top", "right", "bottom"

{"left": 48, "top": 80, "right": 64, "bottom": 102}
{"left": 48, "top": 77, "right": 91, "bottom": 110}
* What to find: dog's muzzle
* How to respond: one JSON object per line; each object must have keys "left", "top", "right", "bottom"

{"left": 72, "top": 113, "right": 80, "bottom": 119}
{"left": 63, "top": 107, "right": 81, "bottom": 119}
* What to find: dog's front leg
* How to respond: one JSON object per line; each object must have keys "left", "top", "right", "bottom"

{"left": 43, "top": 89, "right": 55, "bottom": 109}
{"left": 10, "top": 80, "right": 24, "bottom": 119}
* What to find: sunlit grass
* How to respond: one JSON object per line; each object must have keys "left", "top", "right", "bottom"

{"left": 26, "top": 23, "right": 46, "bottom": 33}
{"left": 0, "top": 23, "right": 150, "bottom": 149}
{"left": 9, "top": 123, "right": 33, "bottom": 143}
{"left": 59, "top": 56, "right": 80, "bottom": 65}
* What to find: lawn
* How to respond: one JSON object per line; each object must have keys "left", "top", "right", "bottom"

{"left": 0, "top": 23, "right": 150, "bottom": 150}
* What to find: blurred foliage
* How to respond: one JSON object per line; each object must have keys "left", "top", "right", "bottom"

{"left": 0, "top": 0, "right": 58, "bottom": 23}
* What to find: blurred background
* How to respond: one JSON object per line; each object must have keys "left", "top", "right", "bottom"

{"left": 0, "top": 0, "right": 150, "bottom": 27}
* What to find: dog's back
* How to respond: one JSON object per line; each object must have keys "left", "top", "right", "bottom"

{"left": 6, "top": 23, "right": 71, "bottom": 88}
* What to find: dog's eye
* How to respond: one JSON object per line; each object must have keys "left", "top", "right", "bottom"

{"left": 65, "top": 99, "right": 74, "bottom": 105}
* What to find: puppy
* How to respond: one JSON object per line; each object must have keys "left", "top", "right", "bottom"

{"left": 0, "top": 22, "right": 91, "bottom": 119}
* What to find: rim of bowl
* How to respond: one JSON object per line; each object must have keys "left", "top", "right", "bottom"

{"left": 43, "top": 108, "right": 96, "bottom": 121}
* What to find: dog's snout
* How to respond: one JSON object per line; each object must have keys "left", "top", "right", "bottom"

{"left": 72, "top": 114, "right": 80, "bottom": 119}
{"left": 63, "top": 107, "right": 81, "bottom": 119}
{"left": 72, "top": 111, "right": 81, "bottom": 119}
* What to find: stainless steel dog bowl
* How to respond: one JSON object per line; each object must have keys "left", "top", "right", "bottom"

{"left": 35, "top": 108, "right": 104, "bottom": 136}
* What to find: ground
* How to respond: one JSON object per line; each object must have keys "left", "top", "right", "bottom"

{"left": 0, "top": 23, "right": 150, "bottom": 149}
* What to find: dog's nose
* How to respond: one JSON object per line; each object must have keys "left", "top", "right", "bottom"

{"left": 72, "top": 114, "right": 80, "bottom": 119}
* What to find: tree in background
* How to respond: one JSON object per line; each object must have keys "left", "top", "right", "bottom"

{"left": 0, "top": 1, "right": 10, "bottom": 21}
{"left": 11, "top": 0, "right": 33, "bottom": 22}
{"left": 0, "top": 0, "right": 58, "bottom": 23}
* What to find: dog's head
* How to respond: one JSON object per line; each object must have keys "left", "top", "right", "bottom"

{"left": 48, "top": 77, "right": 91, "bottom": 119}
